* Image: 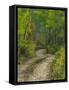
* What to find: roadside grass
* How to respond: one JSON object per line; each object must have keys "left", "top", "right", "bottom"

{"left": 51, "top": 47, "right": 65, "bottom": 80}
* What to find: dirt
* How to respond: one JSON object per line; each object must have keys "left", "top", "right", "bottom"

{"left": 18, "top": 49, "right": 55, "bottom": 82}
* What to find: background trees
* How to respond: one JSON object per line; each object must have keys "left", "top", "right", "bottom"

{"left": 18, "top": 8, "right": 65, "bottom": 59}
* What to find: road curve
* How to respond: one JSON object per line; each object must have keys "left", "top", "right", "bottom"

{"left": 18, "top": 49, "right": 55, "bottom": 82}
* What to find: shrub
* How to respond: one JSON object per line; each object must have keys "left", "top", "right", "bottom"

{"left": 19, "top": 40, "right": 36, "bottom": 58}
{"left": 51, "top": 47, "right": 65, "bottom": 80}
{"left": 25, "top": 40, "right": 36, "bottom": 58}
{"left": 47, "top": 45, "right": 56, "bottom": 54}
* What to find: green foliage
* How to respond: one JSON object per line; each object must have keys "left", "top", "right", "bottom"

{"left": 23, "top": 40, "right": 36, "bottom": 58}
{"left": 47, "top": 45, "right": 56, "bottom": 54}
{"left": 18, "top": 40, "right": 36, "bottom": 58}
{"left": 18, "top": 8, "right": 65, "bottom": 69}
{"left": 51, "top": 47, "right": 65, "bottom": 80}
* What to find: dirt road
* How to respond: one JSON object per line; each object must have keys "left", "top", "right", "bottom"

{"left": 18, "top": 49, "right": 55, "bottom": 82}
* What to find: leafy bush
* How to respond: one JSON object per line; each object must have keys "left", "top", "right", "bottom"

{"left": 19, "top": 40, "right": 36, "bottom": 58}
{"left": 51, "top": 47, "right": 65, "bottom": 80}
{"left": 47, "top": 45, "right": 57, "bottom": 54}
{"left": 24, "top": 40, "right": 36, "bottom": 58}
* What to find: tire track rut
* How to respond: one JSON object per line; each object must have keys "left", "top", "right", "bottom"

{"left": 18, "top": 49, "right": 55, "bottom": 82}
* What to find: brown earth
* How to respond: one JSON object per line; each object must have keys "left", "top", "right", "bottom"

{"left": 18, "top": 49, "right": 55, "bottom": 82}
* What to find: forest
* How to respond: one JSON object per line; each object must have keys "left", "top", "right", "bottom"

{"left": 17, "top": 8, "right": 65, "bottom": 81}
